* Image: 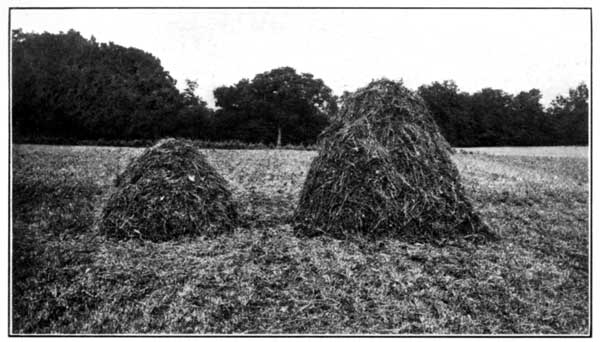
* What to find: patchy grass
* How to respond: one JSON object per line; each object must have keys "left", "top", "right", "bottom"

{"left": 11, "top": 144, "right": 589, "bottom": 335}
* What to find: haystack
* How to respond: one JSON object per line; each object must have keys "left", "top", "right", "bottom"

{"left": 101, "top": 139, "right": 239, "bottom": 241}
{"left": 293, "top": 79, "right": 492, "bottom": 240}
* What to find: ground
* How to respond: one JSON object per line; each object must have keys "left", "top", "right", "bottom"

{"left": 11, "top": 144, "right": 589, "bottom": 335}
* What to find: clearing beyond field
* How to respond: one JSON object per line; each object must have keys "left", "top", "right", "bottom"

{"left": 11, "top": 144, "right": 589, "bottom": 334}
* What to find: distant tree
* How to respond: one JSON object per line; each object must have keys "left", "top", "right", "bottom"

{"left": 182, "top": 79, "right": 202, "bottom": 106}
{"left": 11, "top": 29, "right": 205, "bottom": 140}
{"left": 213, "top": 66, "right": 337, "bottom": 146}
{"left": 12, "top": 28, "right": 589, "bottom": 147}
{"left": 547, "top": 83, "right": 589, "bottom": 145}
{"left": 466, "top": 88, "right": 516, "bottom": 146}
{"left": 418, "top": 81, "right": 475, "bottom": 146}
{"left": 168, "top": 79, "right": 212, "bottom": 138}
{"left": 420, "top": 80, "right": 588, "bottom": 147}
{"left": 510, "top": 89, "right": 552, "bottom": 145}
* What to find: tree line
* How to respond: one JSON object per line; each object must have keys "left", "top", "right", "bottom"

{"left": 12, "top": 29, "right": 589, "bottom": 147}
{"left": 418, "top": 81, "right": 588, "bottom": 146}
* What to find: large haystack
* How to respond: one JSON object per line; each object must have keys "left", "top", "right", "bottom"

{"left": 101, "top": 139, "right": 239, "bottom": 241}
{"left": 294, "top": 79, "right": 492, "bottom": 241}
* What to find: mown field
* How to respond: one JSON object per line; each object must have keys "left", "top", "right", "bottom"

{"left": 459, "top": 146, "right": 588, "bottom": 158}
{"left": 11, "top": 144, "right": 589, "bottom": 335}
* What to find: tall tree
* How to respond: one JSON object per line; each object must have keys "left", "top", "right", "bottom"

{"left": 171, "top": 79, "right": 211, "bottom": 138}
{"left": 467, "top": 88, "right": 515, "bottom": 146}
{"left": 11, "top": 29, "right": 207, "bottom": 140}
{"left": 213, "top": 67, "right": 337, "bottom": 146}
{"left": 418, "top": 81, "right": 475, "bottom": 146}
{"left": 510, "top": 89, "right": 551, "bottom": 145}
{"left": 547, "top": 83, "right": 589, "bottom": 145}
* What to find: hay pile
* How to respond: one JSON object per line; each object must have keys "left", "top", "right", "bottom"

{"left": 101, "top": 139, "right": 239, "bottom": 241}
{"left": 294, "top": 79, "right": 492, "bottom": 241}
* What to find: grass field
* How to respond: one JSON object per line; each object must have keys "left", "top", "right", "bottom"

{"left": 11, "top": 144, "right": 589, "bottom": 335}
{"left": 459, "top": 146, "right": 589, "bottom": 158}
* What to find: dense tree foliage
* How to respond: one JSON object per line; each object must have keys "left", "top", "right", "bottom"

{"left": 418, "top": 81, "right": 589, "bottom": 147}
{"left": 12, "top": 29, "right": 588, "bottom": 147}
{"left": 416, "top": 81, "right": 475, "bottom": 146}
{"left": 12, "top": 29, "right": 211, "bottom": 140}
{"left": 213, "top": 67, "right": 337, "bottom": 146}
{"left": 546, "top": 83, "right": 589, "bottom": 145}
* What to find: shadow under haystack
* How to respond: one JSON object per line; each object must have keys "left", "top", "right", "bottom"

{"left": 294, "top": 79, "right": 493, "bottom": 241}
{"left": 101, "top": 139, "right": 239, "bottom": 242}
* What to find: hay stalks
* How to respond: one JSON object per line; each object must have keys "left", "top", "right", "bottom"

{"left": 294, "top": 79, "right": 493, "bottom": 241}
{"left": 101, "top": 139, "right": 239, "bottom": 242}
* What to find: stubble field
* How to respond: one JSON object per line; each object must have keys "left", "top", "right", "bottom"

{"left": 11, "top": 144, "right": 589, "bottom": 335}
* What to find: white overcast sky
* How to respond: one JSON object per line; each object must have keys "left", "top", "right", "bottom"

{"left": 11, "top": 8, "right": 591, "bottom": 107}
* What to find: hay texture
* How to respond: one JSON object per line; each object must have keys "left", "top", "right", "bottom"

{"left": 101, "top": 139, "right": 239, "bottom": 241}
{"left": 294, "top": 79, "right": 491, "bottom": 241}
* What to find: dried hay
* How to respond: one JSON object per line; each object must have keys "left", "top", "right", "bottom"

{"left": 294, "top": 79, "right": 493, "bottom": 241}
{"left": 101, "top": 138, "right": 239, "bottom": 241}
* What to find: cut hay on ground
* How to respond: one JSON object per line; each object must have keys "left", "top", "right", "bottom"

{"left": 101, "top": 138, "right": 239, "bottom": 242}
{"left": 294, "top": 79, "right": 493, "bottom": 241}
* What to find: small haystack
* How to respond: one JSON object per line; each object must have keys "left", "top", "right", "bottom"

{"left": 293, "top": 79, "right": 492, "bottom": 241}
{"left": 101, "top": 139, "right": 239, "bottom": 241}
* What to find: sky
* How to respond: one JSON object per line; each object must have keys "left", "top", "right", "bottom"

{"left": 11, "top": 8, "right": 591, "bottom": 107}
